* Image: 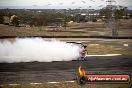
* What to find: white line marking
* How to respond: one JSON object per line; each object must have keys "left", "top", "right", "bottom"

{"left": 65, "top": 81, "right": 75, "bottom": 83}
{"left": 86, "top": 54, "right": 122, "bottom": 57}
{"left": 3, "top": 81, "right": 76, "bottom": 85}
{"left": 89, "top": 44, "right": 99, "bottom": 45}
{"left": 8, "top": 84, "right": 20, "bottom": 85}
{"left": 47, "top": 82, "right": 60, "bottom": 84}
{"left": 124, "top": 44, "right": 129, "bottom": 46}
{"left": 30, "top": 83, "right": 42, "bottom": 84}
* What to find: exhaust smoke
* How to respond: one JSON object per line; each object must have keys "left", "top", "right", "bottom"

{"left": 0, "top": 38, "right": 81, "bottom": 63}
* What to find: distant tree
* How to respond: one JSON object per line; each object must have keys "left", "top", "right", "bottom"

{"left": 100, "top": 8, "right": 112, "bottom": 19}
{"left": 100, "top": 6, "right": 122, "bottom": 37}
{"left": 0, "top": 16, "right": 4, "bottom": 24}
{"left": 114, "top": 9, "right": 124, "bottom": 19}
{"left": 100, "top": 6, "right": 127, "bottom": 19}
{"left": 10, "top": 15, "right": 20, "bottom": 26}
{"left": 92, "top": 18, "right": 97, "bottom": 22}
{"left": 74, "top": 14, "right": 86, "bottom": 22}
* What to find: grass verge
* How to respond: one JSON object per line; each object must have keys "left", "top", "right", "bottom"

{"left": 85, "top": 44, "right": 132, "bottom": 55}
{"left": 0, "top": 82, "right": 132, "bottom": 88}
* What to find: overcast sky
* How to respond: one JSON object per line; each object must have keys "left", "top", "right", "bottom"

{"left": 0, "top": 0, "right": 132, "bottom": 9}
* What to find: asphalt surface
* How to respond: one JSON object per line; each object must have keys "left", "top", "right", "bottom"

{"left": 0, "top": 55, "right": 132, "bottom": 84}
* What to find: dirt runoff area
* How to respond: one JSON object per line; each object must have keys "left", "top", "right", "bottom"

{"left": 0, "top": 19, "right": 132, "bottom": 37}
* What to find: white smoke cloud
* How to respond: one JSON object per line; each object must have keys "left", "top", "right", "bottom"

{"left": 0, "top": 38, "right": 81, "bottom": 63}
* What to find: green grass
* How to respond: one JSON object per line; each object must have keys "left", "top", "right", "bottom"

{"left": 84, "top": 44, "right": 132, "bottom": 55}
{"left": 0, "top": 82, "right": 132, "bottom": 88}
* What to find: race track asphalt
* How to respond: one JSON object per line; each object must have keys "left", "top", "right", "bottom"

{"left": 0, "top": 55, "right": 132, "bottom": 84}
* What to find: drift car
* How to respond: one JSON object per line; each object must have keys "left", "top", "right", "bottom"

{"left": 68, "top": 42, "right": 88, "bottom": 61}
